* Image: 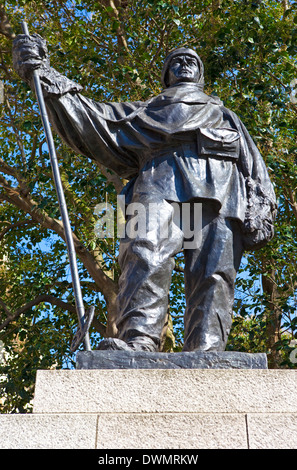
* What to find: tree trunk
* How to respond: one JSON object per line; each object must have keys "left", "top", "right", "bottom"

{"left": 262, "top": 270, "right": 282, "bottom": 368}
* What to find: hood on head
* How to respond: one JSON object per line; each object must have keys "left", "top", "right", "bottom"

{"left": 161, "top": 47, "right": 204, "bottom": 90}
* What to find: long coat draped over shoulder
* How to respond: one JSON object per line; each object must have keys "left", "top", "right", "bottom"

{"left": 42, "top": 71, "right": 276, "bottom": 250}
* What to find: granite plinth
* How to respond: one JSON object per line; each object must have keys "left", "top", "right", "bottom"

{"left": 2, "top": 368, "right": 297, "bottom": 448}
{"left": 76, "top": 350, "right": 268, "bottom": 369}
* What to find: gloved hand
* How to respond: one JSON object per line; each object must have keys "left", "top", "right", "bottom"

{"left": 12, "top": 33, "right": 50, "bottom": 84}
{"left": 12, "top": 32, "right": 83, "bottom": 96}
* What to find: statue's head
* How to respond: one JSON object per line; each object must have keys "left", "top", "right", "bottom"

{"left": 161, "top": 47, "right": 204, "bottom": 89}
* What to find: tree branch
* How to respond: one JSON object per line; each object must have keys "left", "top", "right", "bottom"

{"left": 0, "top": 219, "right": 35, "bottom": 241}
{"left": 5, "top": 96, "right": 27, "bottom": 168}
{"left": 0, "top": 6, "right": 15, "bottom": 40}
{"left": 0, "top": 294, "right": 76, "bottom": 331}
{"left": 106, "top": 0, "right": 129, "bottom": 53}
{"left": 0, "top": 184, "right": 118, "bottom": 304}
{"left": 0, "top": 293, "right": 107, "bottom": 337}
{"left": 94, "top": 160, "right": 124, "bottom": 194}
{"left": 0, "top": 156, "right": 21, "bottom": 179}
{"left": 0, "top": 298, "right": 12, "bottom": 316}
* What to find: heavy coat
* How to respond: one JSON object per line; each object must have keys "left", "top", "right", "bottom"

{"left": 40, "top": 68, "right": 276, "bottom": 250}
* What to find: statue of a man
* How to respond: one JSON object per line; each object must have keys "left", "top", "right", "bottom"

{"left": 13, "top": 34, "right": 277, "bottom": 353}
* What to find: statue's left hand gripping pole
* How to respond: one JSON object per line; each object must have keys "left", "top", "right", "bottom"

{"left": 21, "top": 21, "right": 93, "bottom": 352}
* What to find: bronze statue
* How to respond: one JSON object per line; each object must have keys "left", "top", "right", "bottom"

{"left": 12, "top": 34, "right": 277, "bottom": 353}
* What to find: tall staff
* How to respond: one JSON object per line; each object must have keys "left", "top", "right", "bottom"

{"left": 21, "top": 21, "right": 92, "bottom": 352}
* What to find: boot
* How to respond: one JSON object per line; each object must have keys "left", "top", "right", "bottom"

{"left": 97, "top": 336, "right": 158, "bottom": 352}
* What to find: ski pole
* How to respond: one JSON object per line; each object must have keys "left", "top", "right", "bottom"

{"left": 21, "top": 21, "right": 92, "bottom": 352}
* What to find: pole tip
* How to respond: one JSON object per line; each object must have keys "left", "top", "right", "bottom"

{"left": 21, "top": 21, "right": 29, "bottom": 36}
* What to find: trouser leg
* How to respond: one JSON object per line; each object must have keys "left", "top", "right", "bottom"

{"left": 183, "top": 202, "right": 243, "bottom": 352}
{"left": 116, "top": 198, "right": 183, "bottom": 350}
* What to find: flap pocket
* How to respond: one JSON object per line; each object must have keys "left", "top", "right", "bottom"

{"left": 198, "top": 128, "right": 240, "bottom": 159}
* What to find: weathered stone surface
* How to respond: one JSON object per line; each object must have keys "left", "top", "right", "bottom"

{"left": 33, "top": 369, "right": 297, "bottom": 414}
{"left": 0, "top": 414, "right": 97, "bottom": 449}
{"left": 1, "top": 369, "right": 297, "bottom": 449}
{"left": 2, "top": 411, "right": 297, "bottom": 449}
{"left": 97, "top": 413, "right": 248, "bottom": 449}
{"left": 247, "top": 413, "right": 297, "bottom": 449}
{"left": 76, "top": 350, "right": 268, "bottom": 370}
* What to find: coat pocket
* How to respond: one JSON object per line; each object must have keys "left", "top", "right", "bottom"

{"left": 197, "top": 128, "right": 240, "bottom": 159}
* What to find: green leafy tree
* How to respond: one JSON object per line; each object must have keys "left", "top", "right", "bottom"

{"left": 0, "top": 0, "right": 297, "bottom": 412}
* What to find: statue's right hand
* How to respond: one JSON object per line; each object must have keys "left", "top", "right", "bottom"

{"left": 12, "top": 33, "right": 50, "bottom": 83}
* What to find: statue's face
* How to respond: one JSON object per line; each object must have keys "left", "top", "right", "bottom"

{"left": 167, "top": 54, "right": 200, "bottom": 86}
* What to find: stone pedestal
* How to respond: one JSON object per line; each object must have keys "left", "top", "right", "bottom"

{"left": 0, "top": 365, "right": 297, "bottom": 449}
